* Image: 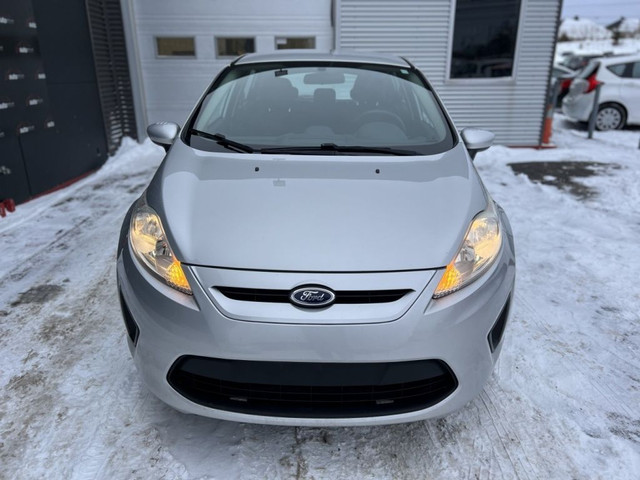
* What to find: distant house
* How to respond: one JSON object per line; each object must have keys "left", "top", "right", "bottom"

{"left": 606, "top": 17, "right": 640, "bottom": 39}
{"left": 121, "top": 0, "right": 562, "bottom": 147}
{"left": 558, "top": 17, "right": 612, "bottom": 42}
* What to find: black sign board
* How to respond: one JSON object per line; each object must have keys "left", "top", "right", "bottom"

{"left": 1, "top": 0, "right": 110, "bottom": 204}
{"left": 0, "top": 1, "right": 53, "bottom": 140}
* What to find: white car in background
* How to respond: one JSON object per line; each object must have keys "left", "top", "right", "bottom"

{"left": 562, "top": 54, "right": 640, "bottom": 130}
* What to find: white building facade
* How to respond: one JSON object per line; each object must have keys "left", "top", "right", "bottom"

{"left": 122, "top": 0, "right": 561, "bottom": 146}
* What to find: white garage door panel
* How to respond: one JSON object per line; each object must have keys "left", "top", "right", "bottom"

{"left": 143, "top": 76, "right": 211, "bottom": 106}
{"left": 132, "top": 0, "right": 333, "bottom": 125}
{"left": 134, "top": 0, "right": 329, "bottom": 17}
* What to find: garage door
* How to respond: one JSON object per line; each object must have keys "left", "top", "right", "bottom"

{"left": 131, "top": 0, "right": 333, "bottom": 125}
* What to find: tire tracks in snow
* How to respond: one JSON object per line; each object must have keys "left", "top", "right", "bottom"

{"left": 478, "top": 389, "right": 533, "bottom": 480}
{"left": 516, "top": 294, "right": 635, "bottom": 419}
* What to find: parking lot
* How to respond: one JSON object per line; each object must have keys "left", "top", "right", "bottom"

{"left": 1, "top": 116, "right": 639, "bottom": 479}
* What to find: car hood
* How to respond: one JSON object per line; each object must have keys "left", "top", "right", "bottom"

{"left": 146, "top": 140, "right": 488, "bottom": 272}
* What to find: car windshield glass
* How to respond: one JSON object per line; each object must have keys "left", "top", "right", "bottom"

{"left": 188, "top": 63, "right": 454, "bottom": 155}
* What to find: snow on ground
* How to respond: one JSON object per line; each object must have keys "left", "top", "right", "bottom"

{"left": 1, "top": 120, "right": 639, "bottom": 479}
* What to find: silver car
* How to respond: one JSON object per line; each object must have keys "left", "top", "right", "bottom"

{"left": 116, "top": 51, "right": 515, "bottom": 426}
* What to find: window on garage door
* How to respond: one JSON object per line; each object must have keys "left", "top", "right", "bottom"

{"left": 155, "top": 37, "right": 195, "bottom": 57}
{"left": 216, "top": 38, "right": 255, "bottom": 58}
{"left": 275, "top": 37, "right": 316, "bottom": 50}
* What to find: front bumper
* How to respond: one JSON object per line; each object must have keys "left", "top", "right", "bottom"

{"left": 116, "top": 210, "right": 515, "bottom": 426}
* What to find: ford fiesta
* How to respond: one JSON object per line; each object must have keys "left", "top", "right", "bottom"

{"left": 116, "top": 51, "right": 515, "bottom": 426}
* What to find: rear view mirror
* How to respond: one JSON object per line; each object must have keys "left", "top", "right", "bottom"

{"left": 147, "top": 122, "right": 180, "bottom": 152}
{"left": 460, "top": 128, "right": 494, "bottom": 160}
{"left": 303, "top": 71, "right": 345, "bottom": 85}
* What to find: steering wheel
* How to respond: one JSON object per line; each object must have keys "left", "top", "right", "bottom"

{"left": 354, "top": 110, "right": 406, "bottom": 131}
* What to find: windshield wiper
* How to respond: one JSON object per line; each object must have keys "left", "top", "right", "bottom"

{"left": 189, "top": 130, "right": 254, "bottom": 153}
{"left": 260, "top": 143, "right": 418, "bottom": 156}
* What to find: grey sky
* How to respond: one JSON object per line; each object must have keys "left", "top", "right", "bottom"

{"left": 562, "top": 0, "right": 640, "bottom": 26}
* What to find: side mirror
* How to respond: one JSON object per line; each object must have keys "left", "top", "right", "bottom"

{"left": 461, "top": 128, "right": 495, "bottom": 160}
{"left": 147, "top": 122, "right": 180, "bottom": 151}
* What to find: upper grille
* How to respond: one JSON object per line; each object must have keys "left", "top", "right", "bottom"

{"left": 216, "top": 286, "right": 411, "bottom": 304}
{"left": 167, "top": 357, "right": 457, "bottom": 418}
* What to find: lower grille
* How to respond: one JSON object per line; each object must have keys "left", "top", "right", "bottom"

{"left": 167, "top": 357, "right": 457, "bottom": 418}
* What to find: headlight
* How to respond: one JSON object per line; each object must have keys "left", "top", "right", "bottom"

{"left": 129, "top": 201, "right": 192, "bottom": 295}
{"left": 433, "top": 202, "right": 502, "bottom": 298}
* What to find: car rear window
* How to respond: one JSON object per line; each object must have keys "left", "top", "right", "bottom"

{"left": 187, "top": 63, "right": 455, "bottom": 156}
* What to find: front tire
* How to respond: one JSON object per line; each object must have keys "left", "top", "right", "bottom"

{"left": 595, "top": 103, "right": 626, "bottom": 131}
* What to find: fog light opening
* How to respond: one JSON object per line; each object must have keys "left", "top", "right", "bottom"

{"left": 118, "top": 289, "right": 140, "bottom": 346}
{"left": 488, "top": 296, "right": 511, "bottom": 352}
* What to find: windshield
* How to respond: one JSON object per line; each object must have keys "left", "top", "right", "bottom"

{"left": 187, "top": 63, "right": 455, "bottom": 155}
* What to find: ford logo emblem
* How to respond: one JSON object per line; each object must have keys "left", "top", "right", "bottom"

{"left": 290, "top": 286, "right": 335, "bottom": 308}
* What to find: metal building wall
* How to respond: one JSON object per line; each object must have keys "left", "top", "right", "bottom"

{"left": 336, "top": 0, "right": 560, "bottom": 146}
{"left": 0, "top": 0, "right": 110, "bottom": 204}
{"left": 127, "top": 0, "right": 333, "bottom": 126}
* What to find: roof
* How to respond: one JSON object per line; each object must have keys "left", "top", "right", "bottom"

{"left": 606, "top": 17, "right": 624, "bottom": 30}
{"left": 595, "top": 53, "right": 640, "bottom": 64}
{"left": 232, "top": 50, "right": 412, "bottom": 68}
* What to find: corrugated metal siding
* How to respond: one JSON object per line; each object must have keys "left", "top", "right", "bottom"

{"left": 87, "top": 0, "right": 138, "bottom": 154}
{"left": 337, "top": 0, "right": 560, "bottom": 146}
{"left": 132, "top": 0, "right": 333, "bottom": 124}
